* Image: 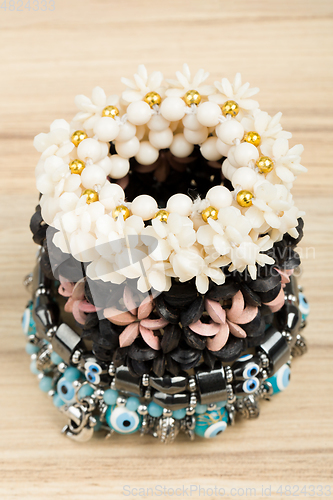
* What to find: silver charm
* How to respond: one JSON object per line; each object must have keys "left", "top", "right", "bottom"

{"left": 235, "top": 395, "right": 260, "bottom": 419}
{"left": 60, "top": 403, "right": 97, "bottom": 442}
{"left": 291, "top": 333, "right": 308, "bottom": 357}
{"left": 155, "top": 411, "right": 180, "bottom": 444}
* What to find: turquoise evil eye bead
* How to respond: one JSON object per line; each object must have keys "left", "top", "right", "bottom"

{"left": 56, "top": 376, "right": 77, "bottom": 404}
{"left": 84, "top": 360, "right": 102, "bottom": 384}
{"left": 147, "top": 401, "right": 163, "bottom": 418}
{"left": 106, "top": 405, "right": 142, "bottom": 434}
{"left": 298, "top": 292, "right": 310, "bottom": 321}
{"left": 39, "top": 376, "right": 53, "bottom": 393}
{"left": 194, "top": 407, "right": 229, "bottom": 438}
{"left": 266, "top": 364, "right": 291, "bottom": 395}
{"left": 22, "top": 302, "right": 36, "bottom": 336}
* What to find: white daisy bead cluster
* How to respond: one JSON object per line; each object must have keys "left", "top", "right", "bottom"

{"left": 34, "top": 64, "right": 306, "bottom": 294}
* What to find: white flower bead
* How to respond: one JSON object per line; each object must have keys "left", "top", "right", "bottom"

{"left": 216, "top": 119, "right": 244, "bottom": 145}
{"left": 167, "top": 193, "right": 192, "bottom": 216}
{"left": 206, "top": 185, "right": 233, "bottom": 209}
{"left": 196, "top": 102, "right": 222, "bottom": 127}
{"left": 99, "top": 182, "right": 125, "bottom": 210}
{"left": 93, "top": 117, "right": 119, "bottom": 142}
{"left": 97, "top": 156, "right": 113, "bottom": 175}
{"left": 148, "top": 114, "right": 170, "bottom": 131}
{"left": 216, "top": 139, "right": 231, "bottom": 157}
{"left": 116, "top": 122, "right": 137, "bottom": 142}
{"left": 126, "top": 101, "right": 152, "bottom": 125}
{"left": 182, "top": 114, "right": 203, "bottom": 131}
{"left": 115, "top": 136, "right": 140, "bottom": 158}
{"left": 61, "top": 211, "right": 78, "bottom": 233}
{"left": 70, "top": 231, "right": 98, "bottom": 262}
{"left": 232, "top": 167, "right": 258, "bottom": 190}
{"left": 160, "top": 97, "right": 186, "bottom": 121}
{"left": 170, "top": 133, "right": 194, "bottom": 158}
{"left": 59, "top": 192, "right": 79, "bottom": 212}
{"left": 81, "top": 164, "right": 106, "bottom": 189}
{"left": 131, "top": 194, "right": 158, "bottom": 220}
{"left": 233, "top": 142, "right": 259, "bottom": 167}
{"left": 222, "top": 158, "right": 237, "bottom": 180}
{"left": 135, "top": 141, "right": 159, "bottom": 165}
{"left": 148, "top": 128, "right": 173, "bottom": 149}
{"left": 36, "top": 174, "right": 54, "bottom": 195}
{"left": 200, "top": 137, "right": 222, "bottom": 161}
{"left": 183, "top": 126, "right": 208, "bottom": 145}
{"left": 109, "top": 155, "right": 130, "bottom": 179}
{"left": 77, "top": 138, "right": 102, "bottom": 163}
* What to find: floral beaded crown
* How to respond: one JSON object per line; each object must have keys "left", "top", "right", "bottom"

{"left": 26, "top": 64, "right": 309, "bottom": 443}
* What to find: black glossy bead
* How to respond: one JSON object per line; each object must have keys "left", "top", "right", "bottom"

{"left": 183, "top": 326, "right": 206, "bottom": 350}
{"left": 114, "top": 365, "right": 143, "bottom": 396}
{"left": 180, "top": 295, "right": 204, "bottom": 327}
{"left": 150, "top": 373, "right": 188, "bottom": 394}
{"left": 152, "top": 391, "right": 190, "bottom": 410}
{"left": 127, "top": 357, "right": 150, "bottom": 378}
{"left": 203, "top": 349, "right": 217, "bottom": 370}
{"left": 169, "top": 344, "right": 202, "bottom": 367}
{"left": 165, "top": 354, "right": 181, "bottom": 376}
{"left": 259, "top": 326, "right": 291, "bottom": 375}
{"left": 160, "top": 324, "right": 182, "bottom": 354}
{"left": 211, "top": 335, "right": 245, "bottom": 362}
{"left": 206, "top": 282, "right": 239, "bottom": 300}
{"left": 282, "top": 250, "right": 301, "bottom": 269}
{"left": 33, "top": 295, "right": 59, "bottom": 339}
{"left": 163, "top": 281, "right": 198, "bottom": 307}
{"left": 152, "top": 352, "right": 166, "bottom": 378}
{"left": 245, "top": 329, "right": 266, "bottom": 348}
{"left": 283, "top": 274, "right": 299, "bottom": 300}
{"left": 30, "top": 207, "right": 48, "bottom": 245}
{"left": 155, "top": 295, "right": 179, "bottom": 324}
{"left": 242, "top": 311, "right": 265, "bottom": 338}
{"left": 52, "top": 323, "right": 82, "bottom": 365}
{"left": 283, "top": 218, "right": 304, "bottom": 247}
{"left": 240, "top": 283, "right": 261, "bottom": 307}
{"left": 128, "top": 339, "right": 159, "bottom": 361}
{"left": 112, "top": 347, "right": 129, "bottom": 367}
{"left": 195, "top": 364, "right": 227, "bottom": 405}
{"left": 259, "top": 283, "right": 281, "bottom": 303}
{"left": 248, "top": 268, "right": 281, "bottom": 292}
{"left": 92, "top": 344, "right": 113, "bottom": 362}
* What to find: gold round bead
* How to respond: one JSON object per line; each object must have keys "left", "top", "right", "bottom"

{"left": 256, "top": 156, "right": 274, "bottom": 174}
{"left": 82, "top": 189, "right": 99, "bottom": 204}
{"left": 153, "top": 209, "right": 169, "bottom": 223}
{"left": 244, "top": 131, "right": 261, "bottom": 147}
{"left": 143, "top": 91, "right": 162, "bottom": 108}
{"left": 184, "top": 89, "right": 202, "bottom": 106}
{"left": 69, "top": 159, "right": 86, "bottom": 175}
{"left": 112, "top": 205, "right": 130, "bottom": 221}
{"left": 102, "top": 105, "right": 120, "bottom": 119}
{"left": 237, "top": 190, "right": 253, "bottom": 207}
{"left": 202, "top": 206, "right": 219, "bottom": 222}
{"left": 71, "top": 130, "right": 88, "bottom": 147}
{"left": 221, "top": 100, "right": 239, "bottom": 117}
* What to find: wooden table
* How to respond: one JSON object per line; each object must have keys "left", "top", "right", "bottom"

{"left": 0, "top": 1, "right": 332, "bottom": 498}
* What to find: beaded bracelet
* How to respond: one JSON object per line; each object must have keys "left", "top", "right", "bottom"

{"left": 25, "top": 65, "right": 309, "bottom": 443}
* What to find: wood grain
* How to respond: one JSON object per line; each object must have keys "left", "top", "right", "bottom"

{"left": 0, "top": 1, "right": 332, "bottom": 498}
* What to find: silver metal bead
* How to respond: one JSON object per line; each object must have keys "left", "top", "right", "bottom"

{"left": 207, "top": 403, "right": 216, "bottom": 411}
{"left": 58, "top": 362, "right": 67, "bottom": 373}
{"left": 48, "top": 389, "right": 55, "bottom": 398}
{"left": 186, "top": 406, "right": 195, "bottom": 416}
{"left": 94, "top": 389, "right": 105, "bottom": 400}
{"left": 137, "top": 405, "right": 148, "bottom": 416}
{"left": 142, "top": 374, "right": 150, "bottom": 387}
{"left": 71, "top": 350, "right": 81, "bottom": 365}
{"left": 225, "top": 365, "right": 233, "bottom": 384}
{"left": 188, "top": 376, "right": 197, "bottom": 392}
{"left": 108, "top": 362, "right": 116, "bottom": 377}
{"left": 116, "top": 396, "right": 126, "bottom": 407}
{"left": 189, "top": 394, "right": 197, "bottom": 407}
{"left": 162, "top": 408, "right": 172, "bottom": 417}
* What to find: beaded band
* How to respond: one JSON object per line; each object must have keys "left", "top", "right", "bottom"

{"left": 25, "top": 65, "right": 309, "bottom": 442}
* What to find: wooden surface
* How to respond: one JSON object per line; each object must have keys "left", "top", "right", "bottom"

{"left": 0, "top": 1, "right": 332, "bottom": 498}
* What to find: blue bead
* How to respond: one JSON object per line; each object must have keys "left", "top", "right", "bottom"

{"left": 126, "top": 397, "right": 140, "bottom": 412}
{"left": 105, "top": 405, "right": 141, "bottom": 434}
{"left": 195, "top": 407, "right": 229, "bottom": 438}
{"left": 39, "top": 376, "right": 53, "bottom": 393}
{"left": 64, "top": 367, "right": 81, "bottom": 382}
{"left": 53, "top": 393, "right": 65, "bottom": 407}
{"left": 30, "top": 360, "right": 40, "bottom": 375}
{"left": 25, "top": 343, "right": 40, "bottom": 355}
{"left": 94, "top": 416, "right": 102, "bottom": 432}
{"left": 216, "top": 400, "right": 227, "bottom": 408}
{"left": 195, "top": 403, "right": 208, "bottom": 414}
{"left": 147, "top": 401, "right": 163, "bottom": 417}
{"left": 298, "top": 292, "right": 310, "bottom": 321}
{"left": 266, "top": 364, "right": 291, "bottom": 395}
{"left": 51, "top": 352, "right": 63, "bottom": 365}
{"left": 103, "top": 389, "right": 118, "bottom": 406}
{"left": 172, "top": 408, "right": 186, "bottom": 420}
{"left": 77, "top": 384, "right": 94, "bottom": 399}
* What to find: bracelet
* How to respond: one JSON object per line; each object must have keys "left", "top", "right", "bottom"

{"left": 25, "top": 64, "right": 309, "bottom": 443}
